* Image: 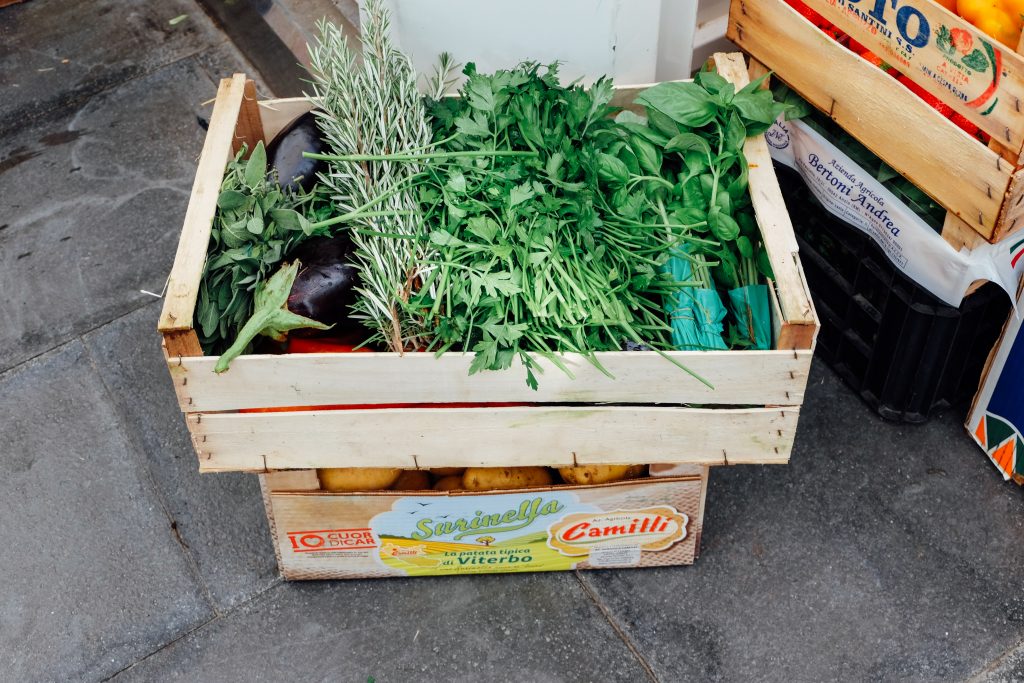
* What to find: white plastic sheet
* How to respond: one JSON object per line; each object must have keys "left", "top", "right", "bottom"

{"left": 766, "top": 117, "right": 1024, "bottom": 307}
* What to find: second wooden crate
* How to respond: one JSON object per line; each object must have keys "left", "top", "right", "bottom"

{"left": 729, "top": 0, "right": 1024, "bottom": 244}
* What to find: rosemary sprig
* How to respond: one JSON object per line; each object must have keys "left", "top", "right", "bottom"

{"left": 306, "top": 2, "right": 455, "bottom": 352}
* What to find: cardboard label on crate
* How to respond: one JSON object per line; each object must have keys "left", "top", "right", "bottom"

{"left": 809, "top": 0, "right": 1010, "bottom": 133}
{"left": 766, "top": 117, "right": 1024, "bottom": 306}
{"left": 968, "top": 286, "right": 1024, "bottom": 481}
{"left": 268, "top": 478, "right": 703, "bottom": 580}
{"left": 546, "top": 507, "right": 687, "bottom": 557}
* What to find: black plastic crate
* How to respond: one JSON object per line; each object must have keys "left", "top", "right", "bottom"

{"left": 775, "top": 165, "right": 1011, "bottom": 423}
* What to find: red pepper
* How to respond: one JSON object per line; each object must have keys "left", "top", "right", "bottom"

{"left": 286, "top": 337, "right": 373, "bottom": 354}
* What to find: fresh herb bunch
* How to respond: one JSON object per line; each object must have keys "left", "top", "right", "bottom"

{"left": 197, "top": 141, "right": 332, "bottom": 354}
{"left": 306, "top": 1, "right": 447, "bottom": 353}
{"left": 626, "top": 69, "right": 787, "bottom": 290}
{"left": 409, "top": 62, "right": 714, "bottom": 387}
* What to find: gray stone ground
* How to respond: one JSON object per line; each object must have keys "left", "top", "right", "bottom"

{"left": 2, "top": 1, "right": 1023, "bottom": 681}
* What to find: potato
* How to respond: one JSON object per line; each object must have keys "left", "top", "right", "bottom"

{"left": 462, "top": 466, "right": 553, "bottom": 491}
{"left": 433, "top": 475, "right": 464, "bottom": 491}
{"left": 430, "top": 467, "right": 465, "bottom": 478}
{"left": 391, "top": 469, "right": 431, "bottom": 491}
{"left": 317, "top": 467, "right": 401, "bottom": 492}
{"left": 558, "top": 464, "right": 647, "bottom": 486}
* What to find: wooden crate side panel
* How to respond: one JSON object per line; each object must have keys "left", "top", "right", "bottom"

{"left": 189, "top": 406, "right": 799, "bottom": 472}
{"left": 729, "top": 0, "right": 1009, "bottom": 241}
{"left": 805, "top": 0, "right": 1024, "bottom": 147}
{"left": 158, "top": 73, "right": 248, "bottom": 333}
{"left": 996, "top": 166, "right": 1024, "bottom": 241}
{"left": 712, "top": 52, "right": 818, "bottom": 344}
{"left": 170, "top": 349, "right": 812, "bottom": 411}
{"left": 233, "top": 79, "right": 265, "bottom": 155}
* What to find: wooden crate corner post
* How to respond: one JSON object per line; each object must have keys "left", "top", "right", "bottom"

{"left": 710, "top": 52, "right": 819, "bottom": 351}
{"left": 158, "top": 73, "right": 254, "bottom": 357}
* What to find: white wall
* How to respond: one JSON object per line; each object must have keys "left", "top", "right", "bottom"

{"left": 373, "top": 0, "right": 699, "bottom": 84}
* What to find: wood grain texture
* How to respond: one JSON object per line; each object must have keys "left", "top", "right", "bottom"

{"left": 233, "top": 79, "right": 266, "bottom": 155}
{"left": 188, "top": 406, "right": 799, "bottom": 472}
{"left": 161, "top": 329, "right": 202, "bottom": 358}
{"left": 169, "top": 349, "right": 812, "bottom": 411}
{"left": 996, "top": 166, "right": 1024, "bottom": 241}
{"left": 730, "top": 0, "right": 1009, "bottom": 241}
{"left": 712, "top": 52, "right": 818, "bottom": 343}
{"left": 804, "top": 0, "right": 1024, "bottom": 148}
{"left": 158, "top": 73, "right": 247, "bottom": 332}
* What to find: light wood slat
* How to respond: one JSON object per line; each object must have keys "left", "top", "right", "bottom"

{"left": 169, "top": 349, "right": 812, "bottom": 411}
{"left": 712, "top": 52, "right": 818, "bottom": 343}
{"left": 189, "top": 406, "right": 799, "bottom": 472}
{"left": 730, "top": 0, "right": 1010, "bottom": 241}
{"left": 158, "top": 74, "right": 247, "bottom": 332}
{"left": 804, "top": 0, "right": 1024, "bottom": 148}
{"left": 996, "top": 167, "right": 1024, "bottom": 241}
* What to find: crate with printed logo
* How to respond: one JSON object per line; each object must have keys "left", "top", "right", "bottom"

{"left": 728, "top": 0, "right": 1024, "bottom": 245}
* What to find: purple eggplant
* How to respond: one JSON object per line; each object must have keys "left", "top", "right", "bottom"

{"left": 214, "top": 236, "right": 361, "bottom": 372}
{"left": 286, "top": 236, "right": 361, "bottom": 330}
{"left": 267, "top": 111, "right": 328, "bottom": 193}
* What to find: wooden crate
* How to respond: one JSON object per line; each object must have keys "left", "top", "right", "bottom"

{"left": 728, "top": 0, "right": 1024, "bottom": 244}
{"left": 157, "top": 52, "right": 818, "bottom": 475}
{"left": 259, "top": 466, "right": 709, "bottom": 580}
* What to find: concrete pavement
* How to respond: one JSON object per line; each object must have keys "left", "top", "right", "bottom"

{"left": 2, "top": 1, "right": 1023, "bottom": 680}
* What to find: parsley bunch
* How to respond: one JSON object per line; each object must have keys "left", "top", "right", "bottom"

{"left": 413, "top": 63, "right": 709, "bottom": 387}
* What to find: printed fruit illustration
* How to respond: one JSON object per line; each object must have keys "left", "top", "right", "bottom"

{"left": 949, "top": 27, "right": 974, "bottom": 53}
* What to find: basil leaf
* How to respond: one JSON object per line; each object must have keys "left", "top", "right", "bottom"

{"left": 597, "top": 153, "right": 630, "bottom": 186}
{"left": 630, "top": 136, "right": 662, "bottom": 175}
{"left": 635, "top": 82, "right": 717, "bottom": 127}
{"left": 666, "top": 133, "right": 711, "bottom": 158}
{"left": 708, "top": 208, "right": 741, "bottom": 241}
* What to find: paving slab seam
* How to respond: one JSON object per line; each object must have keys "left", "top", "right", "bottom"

{"left": 573, "top": 571, "right": 661, "bottom": 683}
{"left": 81, "top": 323, "right": 221, "bottom": 616}
{"left": 0, "top": 299, "right": 159, "bottom": 378}
{"left": 2, "top": 40, "right": 220, "bottom": 137}
{"left": 100, "top": 577, "right": 285, "bottom": 681}
{"left": 966, "top": 636, "right": 1024, "bottom": 682}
